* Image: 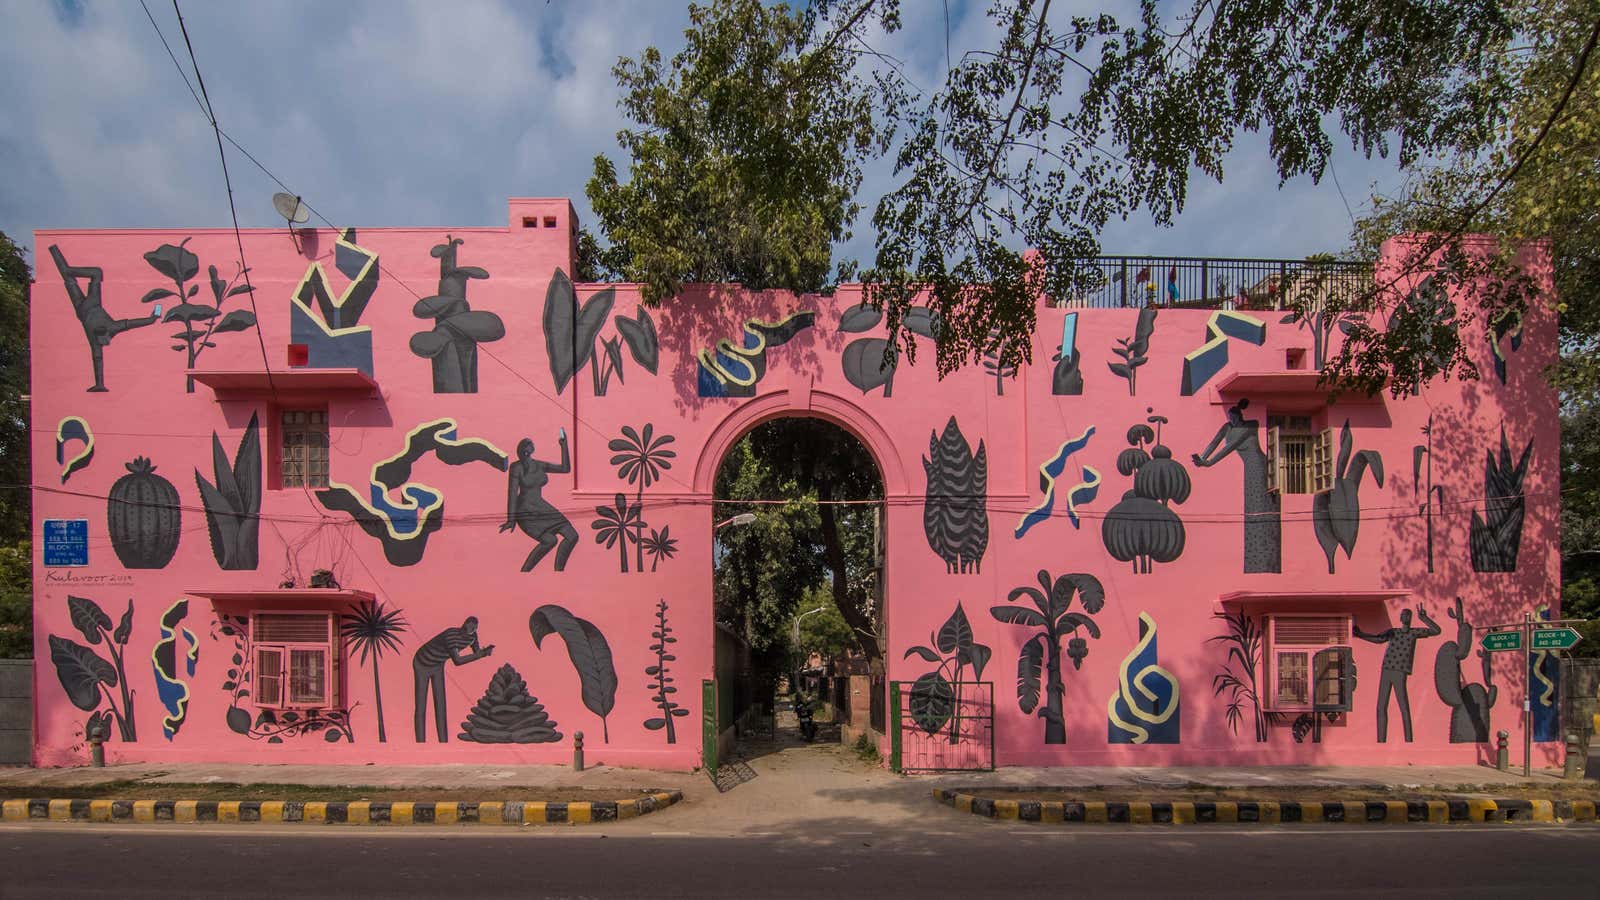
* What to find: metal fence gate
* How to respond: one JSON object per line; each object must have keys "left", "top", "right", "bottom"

{"left": 888, "top": 680, "right": 994, "bottom": 773}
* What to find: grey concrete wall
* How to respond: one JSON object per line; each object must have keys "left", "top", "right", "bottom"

{"left": 0, "top": 659, "right": 31, "bottom": 764}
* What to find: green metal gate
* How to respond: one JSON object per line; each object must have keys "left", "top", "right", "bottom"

{"left": 889, "top": 680, "right": 995, "bottom": 773}
{"left": 701, "top": 678, "right": 718, "bottom": 782}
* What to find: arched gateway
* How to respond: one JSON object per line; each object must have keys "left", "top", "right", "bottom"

{"left": 28, "top": 199, "right": 1560, "bottom": 771}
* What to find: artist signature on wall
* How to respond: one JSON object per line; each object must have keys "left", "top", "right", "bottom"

{"left": 44, "top": 570, "right": 134, "bottom": 587}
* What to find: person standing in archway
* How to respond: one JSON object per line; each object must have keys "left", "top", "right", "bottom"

{"left": 1355, "top": 607, "right": 1440, "bottom": 742}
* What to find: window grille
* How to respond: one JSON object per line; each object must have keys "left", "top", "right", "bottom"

{"left": 280, "top": 409, "right": 329, "bottom": 488}
{"left": 1264, "top": 614, "right": 1354, "bottom": 713}
{"left": 249, "top": 612, "right": 337, "bottom": 710}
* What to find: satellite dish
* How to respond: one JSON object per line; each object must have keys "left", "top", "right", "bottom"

{"left": 272, "top": 192, "right": 309, "bottom": 225}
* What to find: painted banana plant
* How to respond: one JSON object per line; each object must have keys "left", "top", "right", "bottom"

{"left": 1313, "top": 420, "right": 1384, "bottom": 574}
{"left": 990, "top": 571, "right": 1105, "bottom": 745}
{"left": 409, "top": 235, "right": 504, "bottom": 393}
{"left": 194, "top": 413, "right": 261, "bottom": 570}
{"left": 543, "top": 268, "right": 658, "bottom": 396}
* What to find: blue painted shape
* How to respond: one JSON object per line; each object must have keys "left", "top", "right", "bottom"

{"left": 1108, "top": 613, "right": 1180, "bottom": 744}
{"left": 1060, "top": 312, "right": 1077, "bottom": 359}
{"left": 290, "top": 302, "right": 375, "bottom": 375}
{"left": 42, "top": 518, "right": 89, "bottom": 566}
{"left": 1015, "top": 427, "right": 1100, "bottom": 537}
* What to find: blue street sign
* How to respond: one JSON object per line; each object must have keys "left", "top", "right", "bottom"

{"left": 42, "top": 519, "right": 89, "bottom": 567}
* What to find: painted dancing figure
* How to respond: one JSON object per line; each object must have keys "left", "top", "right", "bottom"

{"left": 500, "top": 429, "right": 577, "bottom": 572}
{"left": 1355, "top": 607, "right": 1440, "bottom": 742}
{"left": 48, "top": 245, "right": 160, "bottom": 392}
{"left": 412, "top": 617, "right": 494, "bottom": 742}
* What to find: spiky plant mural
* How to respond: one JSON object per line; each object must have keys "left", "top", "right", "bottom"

{"left": 1470, "top": 425, "right": 1532, "bottom": 572}
{"left": 922, "top": 417, "right": 988, "bottom": 574}
{"left": 195, "top": 413, "right": 262, "bottom": 571}
{"left": 1313, "top": 421, "right": 1384, "bottom": 574}
{"left": 644, "top": 599, "right": 689, "bottom": 743}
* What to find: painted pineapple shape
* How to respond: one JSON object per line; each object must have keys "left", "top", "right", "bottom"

{"left": 107, "top": 457, "right": 181, "bottom": 568}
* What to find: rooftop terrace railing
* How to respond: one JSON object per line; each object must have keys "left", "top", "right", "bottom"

{"left": 1050, "top": 256, "right": 1373, "bottom": 311}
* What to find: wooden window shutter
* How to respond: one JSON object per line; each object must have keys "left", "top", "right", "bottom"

{"left": 1266, "top": 426, "right": 1281, "bottom": 493}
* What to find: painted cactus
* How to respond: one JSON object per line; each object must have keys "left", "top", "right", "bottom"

{"left": 409, "top": 236, "right": 504, "bottom": 393}
{"left": 108, "top": 457, "right": 180, "bottom": 569}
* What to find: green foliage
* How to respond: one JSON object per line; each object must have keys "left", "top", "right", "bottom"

{"left": 852, "top": 731, "right": 881, "bottom": 764}
{"left": 0, "top": 541, "right": 30, "bottom": 658}
{"left": 791, "top": 586, "right": 856, "bottom": 661}
{"left": 586, "top": 0, "right": 883, "bottom": 303}
{"left": 0, "top": 232, "right": 30, "bottom": 546}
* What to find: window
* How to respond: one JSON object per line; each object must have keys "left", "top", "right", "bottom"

{"left": 279, "top": 409, "right": 329, "bottom": 488}
{"left": 250, "top": 612, "right": 338, "bottom": 710}
{"left": 1266, "top": 415, "right": 1334, "bottom": 495}
{"left": 1263, "top": 614, "right": 1354, "bottom": 713}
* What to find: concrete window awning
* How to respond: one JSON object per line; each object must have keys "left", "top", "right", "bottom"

{"left": 187, "top": 368, "right": 378, "bottom": 399}
{"left": 185, "top": 588, "right": 376, "bottom": 607}
{"left": 1213, "top": 589, "right": 1410, "bottom": 614}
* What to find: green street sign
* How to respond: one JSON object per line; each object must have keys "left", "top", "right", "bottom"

{"left": 1481, "top": 631, "right": 1522, "bottom": 652}
{"left": 1531, "top": 627, "right": 1582, "bottom": 650}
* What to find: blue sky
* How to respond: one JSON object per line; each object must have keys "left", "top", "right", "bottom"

{"left": 1, "top": 1, "right": 1412, "bottom": 272}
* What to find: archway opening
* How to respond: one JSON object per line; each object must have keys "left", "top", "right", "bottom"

{"left": 710, "top": 415, "right": 885, "bottom": 772}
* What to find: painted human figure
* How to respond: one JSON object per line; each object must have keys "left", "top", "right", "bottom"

{"left": 48, "top": 245, "right": 160, "bottom": 392}
{"left": 500, "top": 429, "right": 577, "bottom": 572}
{"left": 1192, "top": 399, "right": 1281, "bottom": 573}
{"left": 1355, "top": 607, "right": 1440, "bottom": 742}
{"left": 412, "top": 617, "right": 494, "bottom": 742}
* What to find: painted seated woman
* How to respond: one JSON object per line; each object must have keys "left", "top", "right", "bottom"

{"left": 501, "top": 429, "right": 577, "bottom": 572}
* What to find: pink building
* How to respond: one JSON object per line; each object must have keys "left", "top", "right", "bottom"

{"left": 30, "top": 198, "right": 1559, "bottom": 770}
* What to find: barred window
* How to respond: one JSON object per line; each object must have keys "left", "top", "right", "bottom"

{"left": 280, "top": 409, "right": 329, "bottom": 488}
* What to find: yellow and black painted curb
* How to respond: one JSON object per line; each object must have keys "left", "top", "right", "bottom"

{"left": 933, "top": 789, "right": 1599, "bottom": 825}
{"left": 0, "top": 791, "right": 683, "bottom": 826}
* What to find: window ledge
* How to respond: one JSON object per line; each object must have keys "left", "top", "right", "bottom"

{"left": 188, "top": 368, "right": 378, "bottom": 398}
{"left": 1213, "top": 371, "right": 1383, "bottom": 410}
{"left": 1214, "top": 589, "right": 1408, "bottom": 614}
{"left": 186, "top": 588, "right": 375, "bottom": 606}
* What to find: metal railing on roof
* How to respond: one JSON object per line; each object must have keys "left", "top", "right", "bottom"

{"left": 1048, "top": 256, "right": 1373, "bottom": 311}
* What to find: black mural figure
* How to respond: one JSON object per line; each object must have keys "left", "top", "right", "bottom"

{"left": 1313, "top": 421, "right": 1384, "bottom": 574}
{"left": 1102, "top": 409, "right": 1189, "bottom": 574}
{"left": 1434, "top": 597, "right": 1497, "bottom": 743}
{"left": 412, "top": 617, "right": 495, "bottom": 742}
{"left": 410, "top": 236, "right": 505, "bottom": 393}
{"left": 107, "top": 457, "right": 181, "bottom": 569}
{"left": 1469, "top": 426, "right": 1532, "bottom": 573}
{"left": 923, "top": 417, "right": 989, "bottom": 574}
{"left": 501, "top": 430, "right": 576, "bottom": 572}
{"left": 1193, "top": 399, "right": 1281, "bottom": 573}
{"left": 48, "top": 245, "right": 159, "bottom": 392}
{"left": 1355, "top": 607, "right": 1440, "bottom": 743}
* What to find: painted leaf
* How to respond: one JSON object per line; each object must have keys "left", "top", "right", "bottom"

{"left": 141, "top": 288, "right": 176, "bottom": 304}
{"left": 529, "top": 605, "right": 618, "bottom": 734}
{"left": 1107, "top": 361, "right": 1131, "bottom": 379}
{"left": 904, "top": 307, "right": 939, "bottom": 338}
{"left": 614, "top": 308, "right": 659, "bottom": 374}
{"left": 644, "top": 718, "right": 667, "bottom": 731}
{"left": 211, "top": 309, "right": 257, "bottom": 334}
{"left": 49, "top": 635, "right": 116, "bottom": 711}
{"left": 162, "top": 303, "right": 219, "bottom": 324}
{"left": 903, "top": 645, "right": 941, "bottom": 663}
{"left": 413, "top": 295, "right": 461, "bottom": 320}
{"left": 990, "top": 605, "right": 1047, "bottom": 628}
{"left": 195, "top": 475, "right": 240, "bottom": 569}
{"left": 935, "top": 602, "right": 973, "bottom": 655}
{"left": 960, "top": 642, "right": 991, "bottom": 682}
{"left": 1017, "top": 635, "right": 1044, "bottom": 714}
{"left": 843, "top": 338, "right": 895, "bottom": 395}
{"left": 144, "top": 241, "right": 199, "bottom": 282}
{"left": 112, "top": 600, "right": 133, "bottom": 645}
{"left": 602, "top": 336, "right": 625, "bottom": 385}
{"left": 67, "top": 596, "right": 111, "bottom": 645}
{"left": 543, "top": 268, "right": 580, "bottom": 392}
{"left": 908, "top": 671, "right": 955, "bottom": 735}
{"left": 572, "top": 289, "right": 616, "bottom": 371}
{"left": 444, "top": 309, "right": 506, "bottom": 342}
{"left": 410, "top": 329, "right": 452, "bottom": 358}
{"left": 838, "top": 304, "right": 882, "bottom": 333}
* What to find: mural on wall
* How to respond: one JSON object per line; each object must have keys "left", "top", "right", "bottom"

{"left": 107, "top": 457, "right": 181, "bottom": 569}
{"left": 49, "top": 596, "right": 137, "bottom": 742}
{"left": 1210, "top": 609, "right": 1267, "bottom": 742}
{"left": 340, "top": 600, "right": 409, "bottom": 744}
{"left": 596, "top": 423, "right": 679, "bottom": 574}
{"left": 1108, "top": 308, "right": 1157, "bottom": 395}
{"left": 1390, "top": 275, "right": 1454, "bottom": 395}
{"left": 1469, "top": 425, "right": 1532, "bottom": 573}
{"left": 410, "top": 236, "right": 504, "bottom": 393}
{"left": 982, "top": 328, "right": 1020, "bottom": 395}
{"left": 1355, "top": 607, "right": 1440, "bottom": 743}
{"left": 151, "top": 599, "right": 197, "bottom": 740}
{"left": 55, "top": 416, "right": 94, "bottom": 483}
{"left": 1192, "top": 399, "right": 1281, "bottom": 573}
{"left": 214, "top": 613, "right": 355, "bottom": 743}
{"left": 696, "top": 312, "right": 816, "bottom": 398}
{"left": 47, "top": 245, "right": 160, "bottom": 392}
{"left": 142, "top": 240, "right": 261, "bottom": 393}
{"left": 837, "top": 303, "right": 939, "bottom": 397}
{"left": 1280, "top": 299, "right": 1355, "bottom": 370}
{"left": 1433, "top": 597, "right": 1496, "bottom": 743}
{"left": 1413, "top": 415, "right": 1445, "bottom": 574}
{"left": 543, "top": 269, "right": 660, "bottom": 396}
{"left": 923, "top": 417, "right": 989, "bottom": 574}
{"left": 1313, "top": 421, "right": 1385, "bottom": 574}
{"left": 290, "top": 228, "right": 380, "bottom": 375}
{"left": 502, "top": 430, "right": 577, "bottom": 573}
{"left": 1489, "top": 310, "right": 1523, "bottom": 383}
{"left": 318, "top": 420, "right": 509, "bottom": 567}
{"left": 195, "top": 412, "right": 262, "bottom": 571}
{"left": 903, "top": 602, "right": 991, "bottom": 742}
{"left": 1107, "top": 612, "right": 1180, "bottom": 744}
{"left": 1102, "top": 410, "right": 1190, "bottom": 574}
{"left": 459, "top": 664, "right": 563, "bottom": 744}
{"left": 1014, "top": 426, "right": 1100, "bottom": 538}
{"left": 1531, "top": 605, "right": 1561, "bottom": 742}
{"left": 529, "top": 605, "right": 618, "bottom": 742}
{"left": 991, "top": 571, "right": 1105, "bottom": 745}
{"left": 411, "top": 617, "right": 495, "bottom": 743}
{"left": 1051, "top": 311, "right": 1085, "bottom": 395}
{"left": 1180, "top": 310, "right": 1267, "bottom": 396}
{"left": 644, "top": 599, "right": 690, "bottom": 743}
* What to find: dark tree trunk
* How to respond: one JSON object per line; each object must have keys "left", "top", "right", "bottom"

{"left": 819, "top": 497, "right": 881, "bottom": 662}
{"left": 1043, "top": 637, "right": 1065, "bottom": 745}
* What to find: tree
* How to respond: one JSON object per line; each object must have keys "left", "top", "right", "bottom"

{"left": 0, "top": 540, "right": 29, "bottom": 659}
{"left": 0, "top": 232, "right": 30, "bottom": 546}
{"left": 790, "top": 586, "right": 857, "bottom": 663}
{"left": 586, "top": 0, "right": 883, "bottom": 303}
{"left": 340, "top": 600, "right": 409, "bottom": 743}
{"left": 990, "top": 570, "right": 1105, "bottom": 745}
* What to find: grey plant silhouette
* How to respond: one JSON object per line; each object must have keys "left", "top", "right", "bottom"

{"left": 341, "top": 600, "right": 409, "bottom": 743}
{"left": 990, "top": 571, "right": 1105, "bottom": 745}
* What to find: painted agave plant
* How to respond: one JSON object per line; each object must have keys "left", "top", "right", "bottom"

{"left": 1313, "top": 420, "right": 1384, "bottom": 574}
{"left": 990, "top": 571, "right": 1104, "bottom": 745}
{"left": 195, "top": 413, "right": 261, "bottom": 571}
{"left": 409, "top": 235, "right": 504, "bottom": 393}
{"left": 1469, "top": 425, "right": 1532, "bottom": 573}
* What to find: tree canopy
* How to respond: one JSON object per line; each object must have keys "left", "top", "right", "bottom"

{"left": 0, "top": 232, "right": 28, "bottom": 546}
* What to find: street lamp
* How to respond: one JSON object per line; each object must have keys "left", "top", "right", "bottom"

{"left": 715, "top": 512, "right": 757, "bottom": 530}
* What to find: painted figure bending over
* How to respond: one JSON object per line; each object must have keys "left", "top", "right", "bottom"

{"left": 48, "top": 245, "right": 160, "bottom": 392}
{"left": 500, "top": 429, "right": 577, "bottom": 572}
{"left": 412, "top": 617, "right": 494, "bottom": 742}
{"left": 1355, "top": 607, "right": 1440, "bottom": 743}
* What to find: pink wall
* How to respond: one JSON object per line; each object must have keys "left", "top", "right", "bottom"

{"left": 30, "top": 202, "right": 1559, "bottom": 769}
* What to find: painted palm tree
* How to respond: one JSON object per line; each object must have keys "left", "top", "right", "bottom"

{"left": 608, "top": 424, "right": 676, "bottom": 571}
{"left": 591, "top": 493, "right": 645, "bottom": 573}
{"left": 641, "top": 525, "right": 679, "bottom": 572}
{"left": 990, "top": 570, "right": 1105, "bottom": 745}
{"left": 340, "top": 600, "right": 409, "bottom": 743}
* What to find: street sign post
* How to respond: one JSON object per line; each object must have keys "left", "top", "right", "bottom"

{"left": 1480, "top": 630, "right": 1521, "bottom": 652}
{"left": 1530, "top": 628, "right": 1582, "bottom": 651}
